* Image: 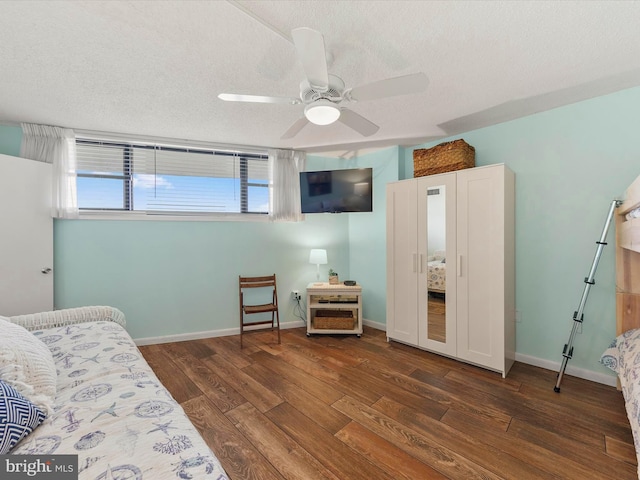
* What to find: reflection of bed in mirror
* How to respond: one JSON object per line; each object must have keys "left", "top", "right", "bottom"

{"left": 426, "top": 251, "right": 446, "bottom": 343}
{"left": 427, "top": 252, "right": 446, "bottom": 294}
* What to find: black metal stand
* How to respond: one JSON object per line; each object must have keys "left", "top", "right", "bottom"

{"left": 554, "top": 199, "right": 621, "bottom": 392}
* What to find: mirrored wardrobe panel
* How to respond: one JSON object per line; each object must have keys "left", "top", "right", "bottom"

{"left": 417, "top": 173, "right": 456, "bottom": 357}
{"left": 426, "top": 185, "right": 447, "bottom": 343}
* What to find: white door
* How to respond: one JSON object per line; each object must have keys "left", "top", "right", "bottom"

{"left": 386, "top": 180, "right": 419, "bottom": 344}
{"left": 0, "top": 154, "right": 53, "bottom": 316}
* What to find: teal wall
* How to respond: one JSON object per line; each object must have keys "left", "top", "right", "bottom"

{"left": 52, "top": 151, "right": 390, "bottom": 341}
{"left": 404, "top": 86, "right": 640, "bottom": 376}
{"left": 54, "top": 214, "right": 349, "bottom": 340}
{"left": 0, "top": 125, "right": 22, "bottom": 157}
{"left": 306, "top": 148, "right": 401, "bottom": 325}
{"left": 347, "top": 147, "right": 399, "bottom": 324}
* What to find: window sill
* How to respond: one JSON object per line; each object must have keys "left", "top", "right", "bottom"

{"left": 76, "top": 210, "right": 271, "bottom": 222}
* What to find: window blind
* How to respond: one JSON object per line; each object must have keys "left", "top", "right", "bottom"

{"left": 76, "top": 139, "right": 269, "bottom": 215}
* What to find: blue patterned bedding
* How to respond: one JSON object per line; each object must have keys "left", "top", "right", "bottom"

{"left": 11, "top": 320, "right": 229, "bottom": 480}
{"left": 601, "top": 328, "right": 640, "bottom": 477}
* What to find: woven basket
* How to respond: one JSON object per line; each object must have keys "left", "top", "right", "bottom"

{"left": 413, "top": 139, "right": 475, "bottom": 177}
{"left": 314, "top": 309, "right": 354, "bottom": 330}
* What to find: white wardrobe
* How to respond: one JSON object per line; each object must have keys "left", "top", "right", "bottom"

{"left": 386, "top": 163, "right": 515, "bottom": 377}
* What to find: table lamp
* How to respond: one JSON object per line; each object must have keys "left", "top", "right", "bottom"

{"left": 309, "top": 249, "right": 328, "bottom": 283}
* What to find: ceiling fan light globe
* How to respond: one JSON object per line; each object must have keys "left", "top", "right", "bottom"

{"left": 304, "top": 100, "right": 340, "bottom": 125}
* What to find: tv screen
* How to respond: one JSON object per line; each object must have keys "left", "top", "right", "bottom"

{"left": 300, "top": 168, "right": 373, "bottom": 213}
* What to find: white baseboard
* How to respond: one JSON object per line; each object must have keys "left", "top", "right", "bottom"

{"left": 363, "top": 318, "right": 386, "bottom": 331}
{"left": 514, "top": 352, "right": 617, "bottom": 387}
{"left": 134, "top": 319, "right": 616, "bottom": 387}
{"left": 134, "top": 319, "right": 306, "bottom": 346}
{"left": 134, "top": 318, "right": 382, "bottom": 346}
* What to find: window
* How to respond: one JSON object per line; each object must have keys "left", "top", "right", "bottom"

{"left": 76, "top": 138, "right": 269, "bottom": 216}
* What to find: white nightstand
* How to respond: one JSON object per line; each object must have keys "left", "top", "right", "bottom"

{"left": 306, "top": 282, "right": 363, "bottom": 337}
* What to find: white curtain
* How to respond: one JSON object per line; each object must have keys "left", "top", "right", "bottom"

{"left": 20, "top": 123, "right": 78, "bottom": 219}
{"left": 268, "top": 148, "right": 306, "bottom": 222}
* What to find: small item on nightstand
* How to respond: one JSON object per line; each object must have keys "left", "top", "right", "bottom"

{"left": 328, "top": 268, "right": 339, "bottom": 285}
{"left": 344, "top": 280, "right": 356, "bottom": 286}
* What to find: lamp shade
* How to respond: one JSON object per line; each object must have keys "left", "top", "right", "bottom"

{"left": 309, "top": 249, "right": 328, "bottom": 265}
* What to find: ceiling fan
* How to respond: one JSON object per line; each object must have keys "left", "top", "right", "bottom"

{"left": 218, "top": 27, "right": 428, "bottom": 140}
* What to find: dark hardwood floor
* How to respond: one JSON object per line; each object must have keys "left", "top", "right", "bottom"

{"left": 139, "top": 326, "right": 637, "bottom": 480}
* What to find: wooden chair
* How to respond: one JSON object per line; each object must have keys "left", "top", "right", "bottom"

{"left": 238, "top": 274, "right": 281, "bottom": 348}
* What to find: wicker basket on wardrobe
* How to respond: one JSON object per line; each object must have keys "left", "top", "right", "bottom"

{"left": 413, "top": 139, "right": 475, "bottom": 177}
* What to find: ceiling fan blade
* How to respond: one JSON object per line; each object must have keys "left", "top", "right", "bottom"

{"left": 338, "top": 109, "right": 379, "bottom": 137}
{"left": 281, "top": 117, "right": 310, "bottom": 139}
{"left": 291, "top": 27, "right": 329, "bottom": 90}
{"left": 349, "top": 72, "right": 428, "bottom": 102}
{"left": 218, "top": 93, "right": 300, "bottom": 105}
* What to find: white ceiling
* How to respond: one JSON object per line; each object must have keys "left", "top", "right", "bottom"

{"left": 2, "top": 1, "right": 640, "bottom": 156}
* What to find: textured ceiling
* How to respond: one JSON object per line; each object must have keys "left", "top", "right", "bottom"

{"left": 1, "top": 1, "right": 640, "bottom": 156}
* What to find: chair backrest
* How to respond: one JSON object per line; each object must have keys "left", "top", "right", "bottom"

{"left": 239, "top": 274, "right": 278, "bottom": 305}
{"left": 239, "top": 275, "right": 276, "bottom": 289}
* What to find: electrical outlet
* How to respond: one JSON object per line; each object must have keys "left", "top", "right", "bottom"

{"left": 292, "top": 290, "right": 301, "bottom": 301}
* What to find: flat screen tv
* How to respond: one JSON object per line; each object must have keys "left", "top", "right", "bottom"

{"left": 300, "top": 168, "right": 373, "bottom": 213}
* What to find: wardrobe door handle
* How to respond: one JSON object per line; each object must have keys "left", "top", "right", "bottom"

{"left": 457, "top": 254, "right": 462, "bottom": 277}
{"left": 419, "top": 254, "right": 424, "bottom": 273}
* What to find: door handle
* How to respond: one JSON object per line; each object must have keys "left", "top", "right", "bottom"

{"left": 41, "top": 267, "right": 52, "bottom": 274}
{"left": 419, "top": 253, "right": 423, "bottom": 273}
{"left": 457, "top": 255, "right": 462, "bottom": 277}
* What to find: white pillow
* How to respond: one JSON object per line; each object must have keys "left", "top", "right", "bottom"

{"left": 0, "top": 316, "right": 56, "bottom": 415}
{"left": 433, "top": 250, "right": 446, "bottom": 261}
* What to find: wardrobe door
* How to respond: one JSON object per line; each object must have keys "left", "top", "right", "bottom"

{"left": 386, "top": 180, "right": 419, "bottom": 344}
{"left": 416, "top": 173, "right": 457, "bottom": 356}
{"left": 456, "top": 165, "right": 505, "bottom": 371}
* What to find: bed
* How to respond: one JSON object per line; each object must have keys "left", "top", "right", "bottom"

{"left": 600, "top": 173, "right": 640, "bottom": 477}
